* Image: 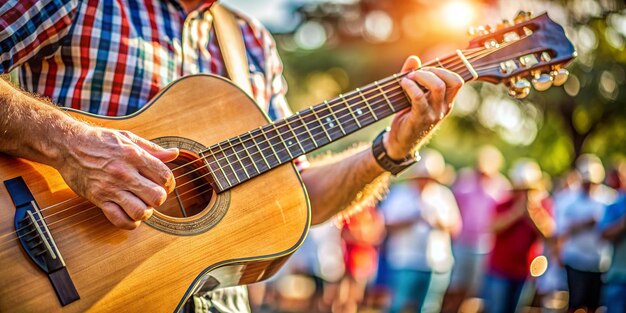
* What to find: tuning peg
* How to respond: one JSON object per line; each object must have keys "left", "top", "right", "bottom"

{"left": 551, "top": 68, "right": 569, "bottom": 86}
{"left": 496, "top": 19, "right": 512, "bottom": 30}
{"left": 514, "top": 11, "right": 532, "bottom": 24}
{"left": 468, "top": 26, "right": 476, "bottom": 36}
{"left": 532, "top": 73, "right": 553, "bottom": 91}
{"left": 508, "top": 78, "right": 531, "bottom": 99}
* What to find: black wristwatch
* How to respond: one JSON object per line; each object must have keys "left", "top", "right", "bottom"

{"left": 371, "top": 129, "right": 420, "bottom": 176}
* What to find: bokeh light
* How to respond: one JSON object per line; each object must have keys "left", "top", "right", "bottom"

{"left": 530, "top": 255, "right": 549, "bottom": 277}
{"left": 295, "top": 21, "right": 327, "bottom": 50}
{"left": 441, "top": 0, "right": 475, "bottom": 30}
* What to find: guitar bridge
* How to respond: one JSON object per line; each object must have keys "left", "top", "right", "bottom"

{"left": 4, "top": 176, "right": 80, "bottom": 306}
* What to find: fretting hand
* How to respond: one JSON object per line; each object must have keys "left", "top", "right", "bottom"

{"left": 383, "top": 56, "right": 464, "bottom": 160}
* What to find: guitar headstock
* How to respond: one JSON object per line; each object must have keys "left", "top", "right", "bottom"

{"left": 464, "top": 11, "right": 576, "bottom": 99}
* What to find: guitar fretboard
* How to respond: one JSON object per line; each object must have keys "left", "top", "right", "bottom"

{"left": 202, "top": 52, "right": 476, "bottom": 192}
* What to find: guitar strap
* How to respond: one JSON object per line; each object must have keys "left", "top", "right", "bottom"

{"left": 210, "top": 3, "right": 253, "bottom": 98}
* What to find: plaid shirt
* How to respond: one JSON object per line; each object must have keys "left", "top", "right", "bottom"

{"left": 0, "top": 0, "right": 291, "bottom": 121}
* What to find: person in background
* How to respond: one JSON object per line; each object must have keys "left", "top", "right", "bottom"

{"left": 483, "top": 159, "right": 555, "bottom": 313}
{"left": 443, "top": 145, "right": 511, "bottom": 313}
{"left": 555, "top": 154, "right": 614, "bottom": 313}
{"left": 380, "top": 149, "right": 462, "bottom": 313}
{"left": 599, "top": 162, "right": 626, "bottom": 313}
{"left": 336, "top": 206, "right": 386, "bottom": 313}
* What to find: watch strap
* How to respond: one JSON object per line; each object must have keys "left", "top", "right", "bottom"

{"left": 371, "top": 129, "right": 419, "bottom": 175}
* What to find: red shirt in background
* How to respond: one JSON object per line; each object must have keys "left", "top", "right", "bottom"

{"left": 488, "top": 196, "right": 552, "bottom": 280}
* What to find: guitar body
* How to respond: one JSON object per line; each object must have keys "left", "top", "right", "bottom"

{"left": 0, "top": 75, "right": 310, "bottom": 312}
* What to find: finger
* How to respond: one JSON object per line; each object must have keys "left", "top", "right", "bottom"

{"left": 122, "top": 131, "right": 179, "bottom": 163}
{"left": 119, "top": 132, "right": 176, "bottom": 193}
{"left": 408, "top": 70, "right": 446, "bottom": 114}
{"left": 401, "top": 55, "right": 422, "bottom": 73}
{"left": 400, "top": 77, "right": 427, "bottom": 112}
{"left": 115, "top": 190, "right": 152, "bottom": 221}
{"left": 127, "top": 172, "right": 168, "bottom": 208}
{"left": 136, "top": 154, "right": 177, "bottom": 194}
{"left": 100, "top": 201, "right": 141, "bottom": 230}
{"left": 422, "top": 67, "right": 464, "bottom": 109}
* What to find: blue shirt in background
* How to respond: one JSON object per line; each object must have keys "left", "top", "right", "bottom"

{"left": 599, "top": 193, "right": 626, "bottom": 283}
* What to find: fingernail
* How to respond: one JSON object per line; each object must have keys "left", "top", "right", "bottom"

{"left": 142, "top": 208, "right": 154, "bottom": 220}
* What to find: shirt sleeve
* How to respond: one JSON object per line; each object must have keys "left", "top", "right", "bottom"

{"left": 0, "top": 0, "right": 77, "bottom": 74}
{"left": 380, "top": 185, "right": 420, "bottom": 224}
{"left": 598, "top": 196, "right": 626, "bottom": 231}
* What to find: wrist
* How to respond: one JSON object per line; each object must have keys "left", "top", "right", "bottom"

{"left": 382, "top": 131, "right": 407, "bottom": 161}
{"left": 372, "top": 129, "right": 419, "bottom": 175}
{"left": 44, "top": 115, "right": 90, "bottom": 169}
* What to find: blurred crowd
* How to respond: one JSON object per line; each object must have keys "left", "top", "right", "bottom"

{"left": 249, "top": 147, "right": 626, "bottom": 313}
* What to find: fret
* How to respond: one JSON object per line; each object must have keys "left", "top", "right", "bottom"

{"left": 296, "top": 112, "right": 318, "bottom": 148}
{"left": 311, "top": 107, "right": 333, "bottom": 141}
{"left": 227, "top": 139, "right": 250, "bottom": 179}
{"left": 237, "top": 135, "right": 259, "bottom": 175}
{"left": 300, "top": 108, "right": 330, "bottom": 146}
{"left": 272, "top": 123, "right": 294, "bottom": 159}
{"left": 247, "top": 131, "right": 270, "bottom": 170}
{"left": 356, "top": 87, "right": 379, "bottom": 121}
{"left": 393, "top": 73, "right": 413, "bottom": 105}
{"left": 324, "top": 100, "right": 345, "bottom": 135}
{"left": 251, "top": 129, "right": 281, "bottom": 167}
{"left": 206, "top": 147, "right": 235, "bottom": 187}
{"left": 374, "top": 80, "right": 395, "bottom": 112}
{"left": 219, "top": 142, "right": 242, "bottom": 183}
{"left": 259, "top": 126, "right": 284, "bottom": 164}
{"left": 339, "top": 93, "right": 362, "bottom": 128}
{"left": 201, "top": 150, "right": 226, "bottom": 191}
{"left": 345, "top": 90, "right": 376, "bottom": 127}
{"left": 285, "top": 118, "right": 306, "bottom": 152}
{"left": 436, "top": 57, "right": 445, "bottom": 68}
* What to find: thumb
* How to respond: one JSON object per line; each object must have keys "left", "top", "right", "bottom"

{"left": 401, "top": 55, "right": 422, "bottom": 73}
{"left": 123, "top": 131, "right": 179, "bottom": 162}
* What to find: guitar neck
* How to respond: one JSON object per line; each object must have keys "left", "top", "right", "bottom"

{"left": 203, "top": 52, "right": 476, "bottom": 192}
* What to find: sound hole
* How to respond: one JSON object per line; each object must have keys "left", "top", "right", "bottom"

{"left": 156, "top": 150, "right": 214, "bottom": 218}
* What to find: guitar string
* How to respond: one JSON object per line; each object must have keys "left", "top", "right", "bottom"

{"left": 0, "top": 57, "right": 479, "bottom": 242}
{"left": 0, "top": 90, "right": 415, "bottom": 246}
{"left": 26, "top": 49, "right": 482, "bottom": 215}
{"left": 167, "top": 46, "right": 506, "bottom": 183}
{"left": 7, "top": 85, "right": 415, "bottom": 237}
{"left": 0, "top": 90, "right": 411, "bottom": 244}
{"left": 27, "top": 43, "right": 506, "bottom": 218}
{"left": 168, "top": 46, "right": 490, "bottom": 174}
{"left": 1, "top": 44, "right": 515, "bottom": 242}
{"left": 3, "top": 47, "right": 521, "bottom": 246}
{"left": 191, "top": 41, "right": 524, "bottom": 172}
{"left": 0, "top": 186, "right": 216, "bottom": 249}
{"left": 0, "top": 91, "right": 408, "bottom": 247}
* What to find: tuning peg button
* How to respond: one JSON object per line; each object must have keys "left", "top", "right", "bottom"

{"left": 551, "top": 68, "right": 569, "bottom": 86}
{"left": 497, "top": 19, "right": 512, "bottom": 30}
{"left": 508, "top": 78, "right": 531, "bottom": 99}
{"left": 514, "top": 11, "right": 532, "bottom": 24}
{"left": 468, "top": 26, "right": 476, "bottom": 36}
{"left": 532, "top": 73, "right": 553, "bottom": 91}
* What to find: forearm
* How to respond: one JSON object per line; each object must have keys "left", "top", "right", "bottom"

{"left": 491, "top": 207, "right": 524, "bottom": 233}
{"left": 301, "top": 144, "right": 390, "bottom": 225}
{"left": 0, "top": 78, "right": 83, "bottom": 166}
{"left": 564, "top": 218, "right": 596, "bottom": 237}
{"left": 601, "top": 217, "right": 626, "bottom": 241}
{"left": 527, "top": 206, "right": 555, "bottom": 238}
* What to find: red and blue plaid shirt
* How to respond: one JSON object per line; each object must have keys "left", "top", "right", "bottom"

{"left": 0, "top": 0, "right": 291, "bottom": 121}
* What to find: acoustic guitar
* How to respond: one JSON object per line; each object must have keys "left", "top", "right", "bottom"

{"left": 0, "top": 12, "right": 575, "bottom": 312}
